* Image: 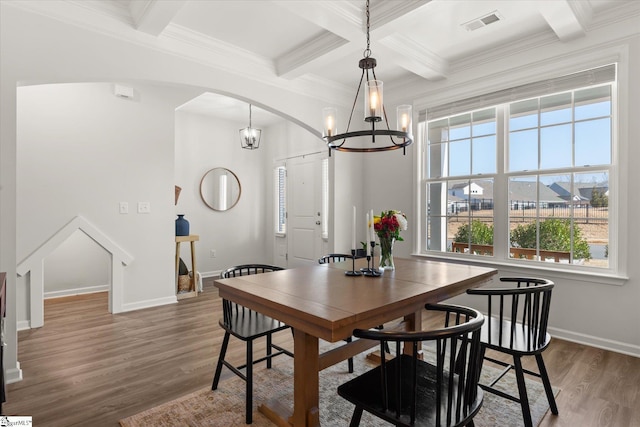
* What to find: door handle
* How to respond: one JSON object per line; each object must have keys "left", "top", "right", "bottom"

{"left": 316, "top": 221, "right": 321, "bottom": 225}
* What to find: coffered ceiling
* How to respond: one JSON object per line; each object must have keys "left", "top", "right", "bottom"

{"left": 10, "top": 0, "right": 639, "bottom": 125}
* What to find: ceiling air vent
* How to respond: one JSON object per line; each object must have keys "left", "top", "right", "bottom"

{"left": 462, "top": 11, "right": 503, "bottom": 32}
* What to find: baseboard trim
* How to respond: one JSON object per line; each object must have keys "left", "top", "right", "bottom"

{"left": 549, "top": 326, "right": 640, "bottom": 358}
{"left": 5, "top": 362, "right": 23, "bottom": 384}
{"left": 44, "top": 284, "right": 109, "bottom": 299}
{"left": 121, "top": 295, "right": 177, "bottom": 312}
{"left": 17, "top": 320, "right": 31, "bottom": 331}
{"left": 200, "top": 270, "right": 221, "bottom": 279}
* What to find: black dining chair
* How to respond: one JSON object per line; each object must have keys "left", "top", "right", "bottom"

{"left": 318, "top": 251, "right": 369, "bottom": 264}
{"left": 318, "top": 253, "right": 353, "bottom": 264}
{"left": 211, "top": 264, "right": 293, "bottom": 424}
{"left": 317, "top": 253, "right": 359, "bottom": 373}
{"left": 466, "top": 277, "right": 559, "bottom": 427}
{"left": 337, "top": 303, "right": 485, "bottom": 427}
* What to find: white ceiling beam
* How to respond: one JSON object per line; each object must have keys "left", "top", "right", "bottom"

{"left": 274, "top": 0, "right": 438, "bottom": 80}
{"left": 276, "top": 32, "right": 353, "bottom": 79}
{"left": 539, "top": 0, "right": 592, "bottom": 41}
{"left": 379, "top": 34, "right": 448, "bottom": 80}
{"left": 272, "top": 0, "right": 362, "bottom": 79}
{"left": 129, "top": 0, "right": 186, "bottom": 36}
{"left": 273, "top": 1, "right": 363, "bottom": 41}
{"left": 368, "top": 0, "right": 433, "bottom": 37}
{"left": 369, "top": 1, "right": 446, "bottom": 81}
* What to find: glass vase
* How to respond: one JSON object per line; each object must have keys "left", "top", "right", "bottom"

{"left": 379, "top": 237, "right": 395, "bottom": 270}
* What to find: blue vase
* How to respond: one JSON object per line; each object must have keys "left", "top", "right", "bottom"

{"left": 175, "top": 214, "right": 190, "bottom": 236}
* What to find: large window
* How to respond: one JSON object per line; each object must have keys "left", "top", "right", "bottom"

{"left": 423, "top": 65, "right": 615, "bottom": 270}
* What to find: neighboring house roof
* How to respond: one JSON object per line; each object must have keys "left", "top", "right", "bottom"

{"left": 509, "top": 181, "right": 566, "bottom": 203}
{"left": 548, "top": 182, "right": 609, "bottom": 202}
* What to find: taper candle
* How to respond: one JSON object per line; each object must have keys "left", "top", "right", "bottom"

{"left": 370, "top": 209, "right": 375, "bottom": 242}
{"left": 366, "top": 213, "right": 370, "bottom": 255}
{"left": 352, "top": 206, "right": 356, "bottom": 249}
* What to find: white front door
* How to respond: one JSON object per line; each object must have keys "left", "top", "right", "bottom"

{"left": 287, "top": 153, "right": 326, "bottom": 268}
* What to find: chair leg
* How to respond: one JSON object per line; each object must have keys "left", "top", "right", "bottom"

{"left": 345, "top": 337, "right": 354, "bottom": 373}
{"left": 212, "top": 332, "right": 230, "bottom": 390}
{"left": 266, "top": 333, "right": 273, "bottom": 369}
{"left": 246, "top": 339, "right": 253, "bottom": 424}
{"left": 475, "top": 345, "right": 487, "bottom": 385}
{"left": 535, "top": 353, "right": 559, "bottom": 415}
{"left": 349, "top": 406, "right": 363, "bottom": 427}
{"left": 513, "top": 356, "right": 533, "bottom": 427}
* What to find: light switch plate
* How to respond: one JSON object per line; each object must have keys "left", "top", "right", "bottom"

{"left": 119, "top": 202, "right": 129, "bottom": 214}
{"left": 138, "top": 202, "right": 151, "bottom": 214}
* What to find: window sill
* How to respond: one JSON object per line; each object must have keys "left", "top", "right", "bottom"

{"left": 412, "top": 252, "right": 628, "bottom": 286}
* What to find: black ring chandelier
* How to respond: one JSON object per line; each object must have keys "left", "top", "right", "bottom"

{"left": 322, "top": 0, "right": 413, "bottom": 155}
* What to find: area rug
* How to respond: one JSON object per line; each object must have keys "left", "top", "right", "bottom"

{"left": 120, "top": 347, "right": 560, "bottom": 427}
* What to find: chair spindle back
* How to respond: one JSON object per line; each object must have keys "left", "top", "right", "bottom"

{"left": 471, "top": 277, "right": 553, "bottom": 352}
{"left": 220, "top": 264, "right": 284, "bottom": 323}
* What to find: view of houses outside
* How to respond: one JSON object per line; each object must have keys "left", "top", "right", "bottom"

{"left": 446, "top": 177, "right": 609, "bottom": 267}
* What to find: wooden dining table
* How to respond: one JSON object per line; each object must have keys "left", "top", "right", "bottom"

{"left": 214, "top": 257, "right": 497, "bottom": 427}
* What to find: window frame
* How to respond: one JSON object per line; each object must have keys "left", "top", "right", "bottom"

{"left": 417, "top": 64, "right": 626, "bottom": 284}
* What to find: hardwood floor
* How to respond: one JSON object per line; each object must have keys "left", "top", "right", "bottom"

{"left": 5, "top": 282, "right": 640, "bottom": 427}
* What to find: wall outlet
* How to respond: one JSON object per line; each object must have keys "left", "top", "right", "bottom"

{"left": 210, "top": 249, "right": 216, "bottom": 258}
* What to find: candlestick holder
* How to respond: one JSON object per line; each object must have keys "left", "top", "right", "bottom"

{"left": 361, "top": 241, "right": 381, "bottom": 277}
{"left": 345, "top": 249, "right": 362, "bottom": 276}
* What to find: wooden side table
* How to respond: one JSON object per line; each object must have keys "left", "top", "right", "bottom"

{"left": 175, "top": 235, "right": 199, "bottom": 300}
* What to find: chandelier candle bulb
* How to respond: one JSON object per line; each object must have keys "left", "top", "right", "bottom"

{"left": 323, "top": 107, "right": 337, "bottom": 137}
{"left": 365, "top": 80, "right": 383, "bottom": 121}
{"left": 397, "top": 105, "right": 412, "bottom": 134}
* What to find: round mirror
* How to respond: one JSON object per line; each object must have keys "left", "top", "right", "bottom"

{"left": 200, "top": 168, "right": 241, "bottom": 211}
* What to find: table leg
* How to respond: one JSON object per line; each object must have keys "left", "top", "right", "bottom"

{"left": 293, "top": 330, "right": 320, "bottom": 427}
{"left": 190, "top": 241, "right": 197, "bottom": 295}
{"left": 175, "top": 242, "right": 180, "bottom": 294}
{"left": 258, "top": 330, "right": 321, "bottom": 427}
{"left": 404, "top": 309, "right": 423, "bottom": 356}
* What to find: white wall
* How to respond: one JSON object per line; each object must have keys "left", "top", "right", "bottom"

{"left": 43, "top": 230, "right": 111, "bottom": 297}
{"left": 363, "top": 147, "right": 416, "bottom": 259}
{"left": 16, "top": 82, "right": 201, "bottom": 316}
{"left": 175, "top": 111, "right": 272, "bottom": 274}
